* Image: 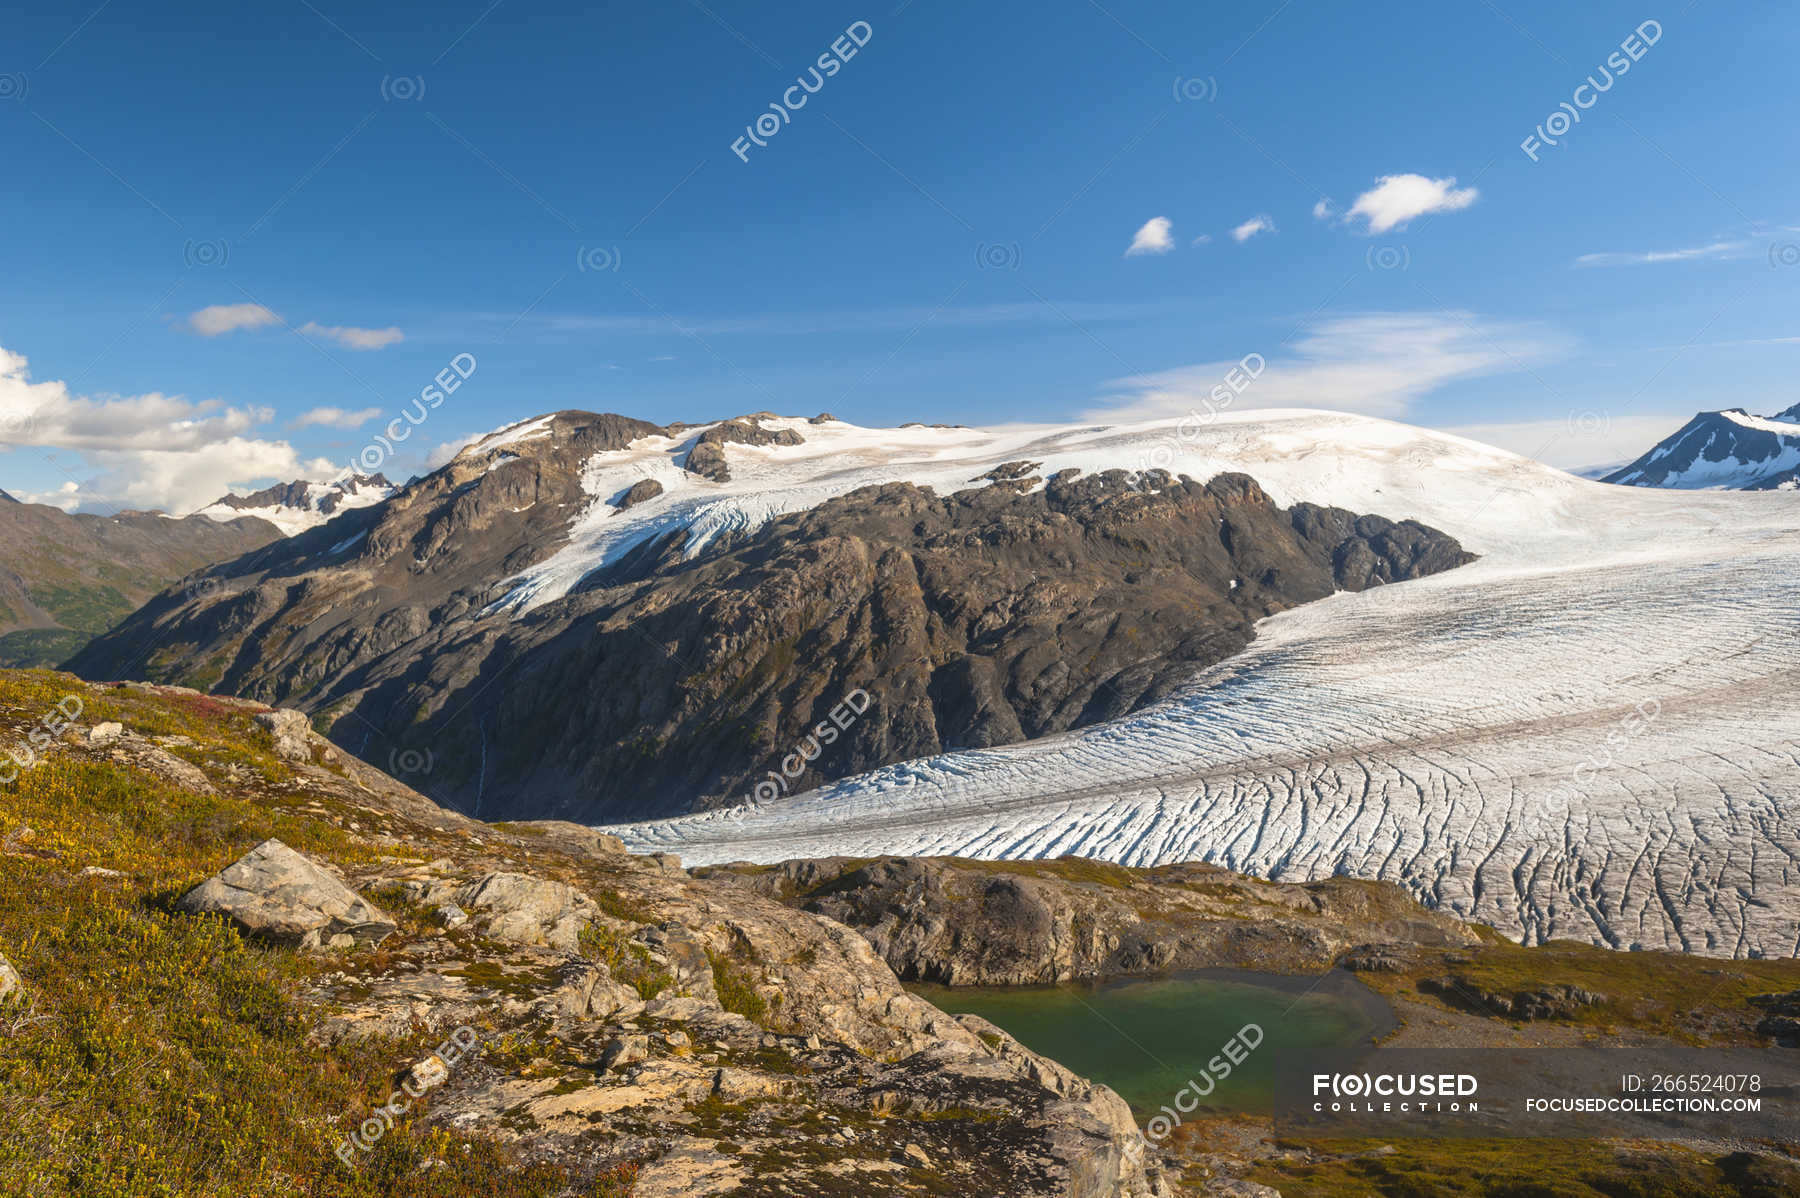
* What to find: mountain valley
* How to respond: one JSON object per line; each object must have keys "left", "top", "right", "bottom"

{"left": 0, "top": 494, "right": 280, "bottom": 668}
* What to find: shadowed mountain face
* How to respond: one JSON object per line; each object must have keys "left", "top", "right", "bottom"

{"left": 1603, "top": 407, "right": 1800, "bottom": 490}
{"left": 70, "top": 411, "right": 1474, "bottom": 823}
{"left": 0, "top": 500, "right": 280, "bottom": 667}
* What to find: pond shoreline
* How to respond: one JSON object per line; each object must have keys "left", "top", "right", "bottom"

{"left": 907, "top": 967, "right": 1398, "bottom": 1117}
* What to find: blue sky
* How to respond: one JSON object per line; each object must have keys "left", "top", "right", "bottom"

{"left": 4, "top": 0, "right": 1799, "bottom": 511}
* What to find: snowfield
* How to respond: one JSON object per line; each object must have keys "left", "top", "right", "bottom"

{"left": 589, "top": 409, "right": 1800, "bottom": 958}
{"left": 197, "top": 477, "right": 393, "bottom": 536}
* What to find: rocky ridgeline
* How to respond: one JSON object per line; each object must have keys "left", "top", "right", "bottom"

{"left": 48, "top": 684, "right": 1169, "bottom": 1196}
{"left": 178, "top": 834, "right": 1169, "bottom": 1196}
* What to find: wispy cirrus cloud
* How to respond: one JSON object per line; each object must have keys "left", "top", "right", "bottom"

{"left": 299, "top": 321, "right": 406, "bottom": 350}
{"left": 1088, "top": 311, "right": 1564, "bottom": 423}
{"left": 1574, "top": 240, "right": 1749, "bottom": 267}
{"left": 482, "top": 299, "right": 1155, "bottom": 339}
{"left": 1125, "top": 216, "right": 1174, "bottom": 256}
{"left": 294, "top": 405, "right": 383, "bottom": 429}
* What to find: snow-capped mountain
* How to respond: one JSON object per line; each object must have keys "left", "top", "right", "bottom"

{"left": 1603, "top": 405, "right": 1800, "bottom": 490}
{"left": 71, "top": 409, "right": 1475, "bottom": 822}
{"left": 195, "top": 473, "right": 394, "bottom": 535}
{"left": 70, "top": 408, "right": 1800, "bottom": 960}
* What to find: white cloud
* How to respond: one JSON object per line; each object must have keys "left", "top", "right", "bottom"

{"left": 299, "top": 321, "right": 405, "bottom": 351}
{"left": 14, "top": 481, "right": 82, "bottom": 512}
{"left": 85, "top": 441, "right": 338, "bottom": 514}
{"left": 1192, "top": 234, "right": 1212, "bottom": 245}
{"left": 425, "top": 434, "right": 482, "bottom": 470}
{"left": 1087, "top": 311, "right": 1563, "bottom": 423}
{"left": 1574, "top": 241, "right": 1749, "bottom": 267}
{"left": 1441, "top": 414, "right": 1688, "bottom": 472}
{"left": 187, "top": 303, "right": 281, "bottom": 337}
{"left": 0, "top": 346, "right": 261, "bottom": 451}
{"left": 294, "top": 405, "right": 382, "bottom": 429}
{"left": 1345, "top": 174, "right": 1479, "bottom": 234}
{"left": 1125, "top": 216, "right": 1174, "bottom": 256}
{"left": 1230, "top": 215, "right": 1275, "bottom": 242}
{"left": 0, "top": 343, "right": 332, "bottom": 513}
{"left": 183, "top": 306, "right": 403, "bottom": 350}
{"left": 1312, "top": 198, "right": 1334, "bottom": 220}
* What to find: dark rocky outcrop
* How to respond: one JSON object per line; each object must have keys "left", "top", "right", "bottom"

{"left": 615, "top": 478, "right": 664, "bottom": 510}
{"left": 706, "top": 855, "right": 1481, "bottom": 985}
{"left": 71, "top": 411, "right": 1475, "bottom": 824}
{"left": 683, "top": 418, "right": 805, "bottom": 482}
{"left": 1749, "top": 990, "right": 1800, "bottom": 1044}
{"left": 1418, "top": 976, "right": 1608, "bottom": 1021}
{"left": 979, "top": 459, "right": 1042, "bottom": 483}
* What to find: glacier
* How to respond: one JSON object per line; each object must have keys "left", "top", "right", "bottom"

{"left": 590, "top": 409, "right": 1800, "bottom": 958}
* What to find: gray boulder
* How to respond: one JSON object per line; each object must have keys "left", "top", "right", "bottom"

{"left": 177, "top": 838, "right": 395, "bottom": 950}
{"left": 454, "top": 871, "right": 596, "bottom": 951}
{"left": 600, "top": 1033, "right": 648, "bottom": 1073}
{"left": 254, "top": 709, "right": 330, "bottom": 764}
{"left": 0, "top": 951, "right": 22, "bottom": 1004}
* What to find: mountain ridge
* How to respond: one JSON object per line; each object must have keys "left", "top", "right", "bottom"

{"left": 196, "top": 471, "right": 395, "bottom": 535}
{"left": 67, "top": 409, "right": 1475, "bottom": 823}
{"left": 0, "top": 498, "right": 280, "bottom": 668}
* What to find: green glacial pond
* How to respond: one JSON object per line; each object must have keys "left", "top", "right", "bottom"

{"left": 909, "top": 970, "right": 1392, "bottom": 1116}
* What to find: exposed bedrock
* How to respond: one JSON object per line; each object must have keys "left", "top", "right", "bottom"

{"left": 703, "top": 855, "right": 1481, "bottom": 986}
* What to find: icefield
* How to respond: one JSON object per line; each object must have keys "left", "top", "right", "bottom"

{"left": 600, "top": 410, "right": 1800, "bottom": 958}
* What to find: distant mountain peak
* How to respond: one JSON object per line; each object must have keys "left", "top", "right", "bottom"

{"left": 1602, "top": 405, "right": 1800, "bottom": 491}
{"left": 198, "top": 473, "right": 395, "bottom": 536}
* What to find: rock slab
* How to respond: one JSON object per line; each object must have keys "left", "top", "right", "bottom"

{"left": 177, "top": 838, "right": 395, "bottom": 950}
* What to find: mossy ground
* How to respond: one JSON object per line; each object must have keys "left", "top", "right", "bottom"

{"left": 708, "top": 948, "right": 770, "bottom": 1025}
{"left": 1364, "top": 937, "right": 1800, "bottom": 1043}
{"left": 1241, "top": 1136, "right": 1800, "bottom": 1197}
{"left": 0, "top": 670, "right": 637, "bottom": 1197}
{"left": 577, "top": 923, "right": 674, "bottom": 1001}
